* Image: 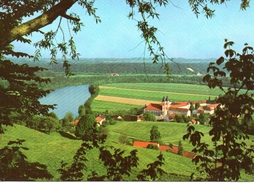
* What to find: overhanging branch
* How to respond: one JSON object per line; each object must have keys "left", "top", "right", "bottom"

{"left": 0, "top": 0, "right": 77, "bottom": 49}
{"left": 60, "top": 13, "right": 80, "bottom": 21}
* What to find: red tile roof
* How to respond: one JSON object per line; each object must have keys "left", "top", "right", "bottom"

{"left": 167, "top": 146, "right": 197, "bottom": 159}
{"left": 190, "top": 119, "right": 196, "bottom": 124}
{"left": 133, "top": 141, "right": 158, "bottom": 148}
{"left": 73, "top": 119, "right": 79, "bottom": 126}
{"left": 145, "top": 103, "right": 162, "bottom": 111}
{"left": 203, "top": 103, "right": 219, "bottom": 110}
{"left": 133, "top": 141, "right": 197, "bottom": 159}
{"left": 167, "top": 145, "right": 179, "bottom": 154}
{"left": 171, "top": 102, "right": 189, "bottom": 107}
{"left": 183, "top": 151, "right": 197, "bottom": 159}
{"left": 96, "top": 116, "right": 104, "bottom": 123}
{"left": 159, "top": 145, "right": 170, "bottom": 151}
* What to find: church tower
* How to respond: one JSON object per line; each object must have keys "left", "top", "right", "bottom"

{"left": 161, "top": 96, "right": 171, "bottom": 116}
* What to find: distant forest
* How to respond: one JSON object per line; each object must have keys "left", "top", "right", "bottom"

{"left": 11, "top": 57, "right": 217, "bottom": 75}
{"left": 6, "top": 57, "right": 234, "bottom": 90}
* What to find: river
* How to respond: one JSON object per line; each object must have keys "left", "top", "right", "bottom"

{"left": 39, "top": 84, "right": 91, "bottom": 119}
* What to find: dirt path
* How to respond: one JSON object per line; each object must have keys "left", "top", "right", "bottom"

{"left": 95, "top": 95, "right": 159, "bottom": 105}
{"left": 99, "top": 86, "right": 212, "bottom": 97}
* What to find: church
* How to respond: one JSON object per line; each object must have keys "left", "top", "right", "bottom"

{"left": 144, "top": 96, "right": 191, "bottom": 120}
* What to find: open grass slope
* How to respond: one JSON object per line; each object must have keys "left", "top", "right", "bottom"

{"left": 106, "top": 122, "right": 254, "bottom": 181}
{"left": 107, "top": 122, "right": 213, "bottom": 152}
{"left": 0, "top": 124, "right": 195, "bottom": 181}
{"left": 0, "top": 125, "right": 83, "bottom": 180}
{"left": 1, "top": 122, "right": 253, "bottom": 181}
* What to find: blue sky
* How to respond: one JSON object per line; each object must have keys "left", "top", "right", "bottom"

{"left": 14, "top": 0, "right": 254, "bottom": 59}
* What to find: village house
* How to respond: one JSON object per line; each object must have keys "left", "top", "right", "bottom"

{"left": 144, "top": 96, "right": 191, "bottom": 120}
{"left": 195, "top": 103, "right": 220, "bottom": 116}
{"left": 72, "top": 115, "right": 106, "bottom": 126}
{"left": 95, "top": 116, "right": 106, "bottom": 126}
{"left": 144, "top": 96, "right": 220, "bottom": 121}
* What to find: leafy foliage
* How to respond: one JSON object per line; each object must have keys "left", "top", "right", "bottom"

{"left": 58, "top": 122, "right": 107, "bottom": 181}
{"left": 142, "top": 111, "right": 156, "bottom": 121}
{"left": 195, "top": 102, "right": 200, "bottom": 109}
{"left": 62, "top": 112, "right": 74, "bottom": 127}
{"left": 84, "top": 84, "right": 100, "bottom": 114}
{"left": 75, "top": 114, "right": 96, "bottom": 139}
{"left": 147, "top": 143, "right": 159, "bottom": 150}
{"left": 184, "top": 40, "right": 254, "bottom": 181}
{"left": 177, "top": 140, "right": 184, "bottom": 156}
{"left": 189, "top": 103, "right": 195, "bottom": 114}
{"left": 137, "top": 153, "right": 166, "bottom": 181}
{"left": 57, "top": 141, "right": 93, "bottom": 181}
{"left": 0, "top": 139, "right": 53, "bottom": 181}
{"left": 198, "top": 112, "right": 209, "bottom": 124}
{"left": 118, "top": 134, "right": 131, "bottom": 145}
{"left": 150, "top": 125, "right": 161, "bottom": 143}
{"left": 78, "top": 105, "right": 86, "bottom": 118}
{"left": 188, "top": 0, "right": 250, "bottom": 18}
{"left": 0, "top": 60, "right": 55, "bottom": 133}
{"left": 93, "top": 146, "right": 139, "bottom": 181}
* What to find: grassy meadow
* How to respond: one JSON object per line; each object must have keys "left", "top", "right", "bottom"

{"left": 91, "top": 100, "right": 141, "bottom": 112}
{"left": 0, "top": 123, "right": 196, "bottom": 180}
{"left": 1, "top": 82, "right": 254, "bottom": 181}
{"left": 1, "top": 122, "right": 253, "bottom": 181}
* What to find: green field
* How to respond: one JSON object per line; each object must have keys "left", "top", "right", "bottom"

{"left": 104, "top": 83, "right": 254, "bottom": 96}
{"left": 92, "top": 83, "right": 254, "bottom": 112}
{"left": 92, "top": 83, "right": 220, "bottom": 112}
{"left": 99, "top": 83, "right": 219, "bottom": 102}
{"left": 1, "top": 122, "right": 253, "bottom": 181}
{"left": 2, "top": 82, "right": 254, "bottom": 181}
{"left": 106, "top": 83, "right": 221, "bottom": 96}
{"left": 91, "top": 100, "right": 141, "bottom": 112}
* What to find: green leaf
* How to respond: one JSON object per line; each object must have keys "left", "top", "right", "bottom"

{"left": 224, "top": 40, "right": 234, "bottom": 49}
{"left": 216, "top": 56, "right": 224, "bottom": 65}
{"left": 203, "top": 74, "right": 211, "bottom": 83}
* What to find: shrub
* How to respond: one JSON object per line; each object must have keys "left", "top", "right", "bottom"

{"left": 118, "top": 134, "right": 130, "bottom": 145}
{"left": 147, "top": 144, "right": 159, "bottom": 150}
{"left": 102, "top": 120, "right": 109, "bottom": 127}
{"left": 142, "top": 112, "right": 156, "bottom": 121}
{"left": 109, "top": 119, "right": 117, "bottom": 125}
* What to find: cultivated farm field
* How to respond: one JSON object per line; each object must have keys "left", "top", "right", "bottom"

{"left": 92, "top": 83, "right": 221, "bottom": 111}
{"left": 92, "top": 83, "right": 254, "bottom": 112}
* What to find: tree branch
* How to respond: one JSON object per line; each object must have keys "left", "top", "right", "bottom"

{"left": 60, "top": 13, "right": 80, "bottom": 21}
{"left": 1, "top": 0, "right": 77, "bottom": 49}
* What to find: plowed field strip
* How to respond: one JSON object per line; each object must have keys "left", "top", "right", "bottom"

{"left": 99, "top": 86, "right": 212, "bottom": 97}
{"left": 95, "top": 95, "right": 159, "bottom": 105}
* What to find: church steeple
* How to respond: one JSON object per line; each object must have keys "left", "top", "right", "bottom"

{"left": 161, "top": 96, "right": 171, "bottom": 116}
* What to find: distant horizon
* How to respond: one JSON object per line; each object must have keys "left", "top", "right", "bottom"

{"left": 9, "top": 56, "right": 218, "bottom": 60}
{"left": 12, "top": 1, "right": 254, "bottom": 59}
